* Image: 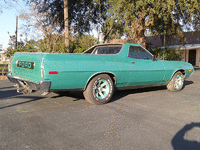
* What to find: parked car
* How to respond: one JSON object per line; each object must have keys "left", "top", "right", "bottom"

{"left": 7, "top": 43, "right": 194, "bottom": 104}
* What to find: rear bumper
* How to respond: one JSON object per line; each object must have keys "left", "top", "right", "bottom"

{"left": 6, "top": 73, "right": 51, "bottom": 92}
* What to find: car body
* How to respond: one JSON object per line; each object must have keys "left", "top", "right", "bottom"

{"left": 7, "top": 43, "right": 194, "bottom": 104}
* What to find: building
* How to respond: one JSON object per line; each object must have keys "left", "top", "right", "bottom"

{"left": 110, "top": 31, "right": 200, "bottom": 67}
{"left": 146, "top": 31, "right": 200, "bottom": 67}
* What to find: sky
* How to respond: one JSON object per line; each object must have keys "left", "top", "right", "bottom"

{"left": 0, "top": 0, "right": 28, "bottom": 50}
{"left": 0, "top": 0, "right": 99, "bottom": 51}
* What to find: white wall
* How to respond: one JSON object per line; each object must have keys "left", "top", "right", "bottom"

{"left": 197, "top": 49, "right": 200, "bottom": 67}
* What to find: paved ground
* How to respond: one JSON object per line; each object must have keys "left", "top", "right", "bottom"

{"left": 0, "top": 69, "right": 200, "bottom": 150}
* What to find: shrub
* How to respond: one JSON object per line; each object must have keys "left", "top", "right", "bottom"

{"left": 148, "top": 47, "right": 183, "bottom": 61}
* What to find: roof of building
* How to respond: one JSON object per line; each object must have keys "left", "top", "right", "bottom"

{"left": 146, "top": 31, "right": 200, "bottom": 48}
{"left": 160, "top": 44, "right": 200, "bottom": 50}
{"left": 109, "top": 31, "right": 200, "bottom": 49}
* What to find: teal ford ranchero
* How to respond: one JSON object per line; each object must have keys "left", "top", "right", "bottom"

{"left": 7, "top": 43, "right": 194, "bottom": 104}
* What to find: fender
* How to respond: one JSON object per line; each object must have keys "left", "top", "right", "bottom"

{"left": 84, "top": 71, "right": 117, "bottom": 90}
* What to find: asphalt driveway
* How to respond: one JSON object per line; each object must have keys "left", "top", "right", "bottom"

{"left": 0, "top": 69, "right": 200, "bottom": 150}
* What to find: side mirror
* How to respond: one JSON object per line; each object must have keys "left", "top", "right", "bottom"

{"left": 152, "top": 55, "right": 156, "bottom": 61}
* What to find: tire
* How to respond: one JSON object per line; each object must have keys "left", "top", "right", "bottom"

{"left": 167, "top": 71, "right": 184, "bottom": 92}
{"left": 83, "top": 74, "right": 114, "bottom": 105}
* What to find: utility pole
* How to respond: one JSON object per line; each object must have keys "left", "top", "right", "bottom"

{"left": 15, "top": 16, "right": 18, "bottom": 48}
{"left": 64, "top": 0, "right": 69, "bottom": 53}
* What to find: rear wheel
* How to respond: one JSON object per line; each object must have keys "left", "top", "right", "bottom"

{"left": 167, "top": 71, "right": 184, "bottom": 92}
{"left": 83, "top": 74, "right": 114, "bottom": 105}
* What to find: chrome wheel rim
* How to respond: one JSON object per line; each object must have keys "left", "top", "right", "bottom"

{"left": 174, "top": 75, "right": 183, "bottom": 89}
{"left": 94, "top": 79, "right": 110, "bottom": 99}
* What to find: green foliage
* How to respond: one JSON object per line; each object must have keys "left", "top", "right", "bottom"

{"left": 73, "top": 34, "right": 98, "bottom": 53}
{"left": 27, "top": 0, "right": 108, "bottom": 35}
{"left": 6, "top": 34, "right": 97, "bottom": 58}
{"left": 6, "top": 41, "right": 38, "bottom": 58}
{"left": 149, "top": 48, "right": 183, "bottom": 61}
{"left": 106, "top": 0, "right": 200, "bottom": 47}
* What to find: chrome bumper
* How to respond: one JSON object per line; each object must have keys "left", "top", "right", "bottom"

{"left": 6, "top": 73, "right": 51, "bottom": 92}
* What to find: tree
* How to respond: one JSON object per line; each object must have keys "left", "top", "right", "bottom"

{"left": 73, "top": 34, "right": 98, "bottom": 53}
{"left": 22, "top": 0, "right": 103, "bottom": 52}
{"left": 106, "top": 0, "right": 200, "bottom": 47}
{"left": 64, "top": 0, "right": 69, "bottom": 52}
{"left": 149, "top": 47, "right": 183, "bottom": 61}
{"left": 6, "top": 35, "right": 38, "bottom": 58}
{"left": 101, "top": 17, "right": 125, "bottom": 43}
{"left": 27, "top": 0, "right": 93, "bottom": 33}
{"left": 6, "top": 33, "right": 98, "bottom": 57}
{"left": 19, "top": 4, "right": 64, "bottom": 53}
{"left": 26, "top": 0, "right": 111, "bottom": 41}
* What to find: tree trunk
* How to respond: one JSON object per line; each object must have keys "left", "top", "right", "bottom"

{"left": 64, "top": 0, "right": 69, "bottom": 53}
{"left": 130, "top": 18, "right": 146, "bottom": 48}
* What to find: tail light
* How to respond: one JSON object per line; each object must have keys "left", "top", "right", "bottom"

{"left": 49, "top": 71, "right": 58, "bottom": 74}
{"left": 8, "top": 55, "right": 14, "bottom": 72}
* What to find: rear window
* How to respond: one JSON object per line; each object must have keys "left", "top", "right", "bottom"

{"left": 83, "top": 44, "right": 122, "bottom": 55}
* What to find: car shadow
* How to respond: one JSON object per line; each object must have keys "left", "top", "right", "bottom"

{"left": 51, "top": 91, "right": 85, "bottom": 102}
{"left": 171, "top": 122, "right": 200, "bottom": 150}
{"left": 0, "top": 96, "right": 45, "bottom": 110}
{"left": 194, "top": 67, "right": 200, "bottom": 71}
{"left": 182, "top": 80, "right": 194, "bottom": 89}
{"left": 51, "top": 86, "right": 168, "bottom": 103}
{"left": 110, "top": 86, "right": 167, "bottom": 103}
{"left": 51, "top": 80, "right": 194, "bottom": 104}
{"left": 0, "top": 89, "right": 23, "bottom": 100}
{"left": 0, "top": 86, "right": 16, "bottom": 90}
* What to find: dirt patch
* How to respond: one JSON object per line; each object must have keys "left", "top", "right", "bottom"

{"left": 0, "top": 76, "right": 8, "bottom": 80}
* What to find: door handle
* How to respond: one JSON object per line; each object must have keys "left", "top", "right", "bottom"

{"left": 131, "top": 61, "right": 135, "bottom": 64}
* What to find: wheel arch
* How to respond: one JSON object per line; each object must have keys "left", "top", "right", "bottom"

{"left": 168, "top": 69, "right": 186, "bottom": 84}
{"left": 84, "top": 72, "right": 117, "bottom": 90}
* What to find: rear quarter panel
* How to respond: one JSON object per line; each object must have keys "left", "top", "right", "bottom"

{"left": 44, "top": 54, "right": 132, "bottom": 90}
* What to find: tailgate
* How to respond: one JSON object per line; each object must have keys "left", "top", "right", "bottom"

{"left": 11, "top": 52, "right": 46, "bottom": 83}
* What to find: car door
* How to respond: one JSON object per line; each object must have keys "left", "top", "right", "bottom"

{"left": 127, "top": 45, "right": 166, "bottom": 86}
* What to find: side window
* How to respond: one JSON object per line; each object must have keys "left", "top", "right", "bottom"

{"left": 128, "top": 46, "right": 153, "bottom": 60}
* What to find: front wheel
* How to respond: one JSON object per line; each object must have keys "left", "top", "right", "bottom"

{"left": 167, "top": 71, "right": 184, "bottom": 92}
{"left": 83, "top": 74, "right": 114, "bottom": 105}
